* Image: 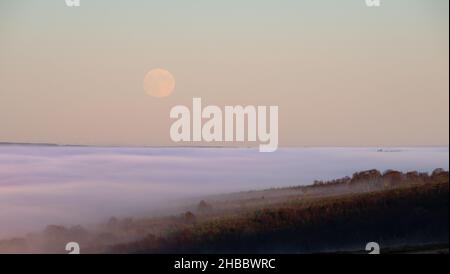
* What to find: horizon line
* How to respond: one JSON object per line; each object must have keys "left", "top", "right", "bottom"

{"left": 0, "top": 141, "right": 448, "bottom": 149}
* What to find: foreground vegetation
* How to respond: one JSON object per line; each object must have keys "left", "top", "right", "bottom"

{"left": 1, "top": 168, "right": 448, "bottom": 253}
{"left": 109, "top": 180, "right": 449, "bottom": 253}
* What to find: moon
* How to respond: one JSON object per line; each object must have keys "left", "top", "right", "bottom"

{"left": 143, "top": 68, "right": 175, "bottom": 98}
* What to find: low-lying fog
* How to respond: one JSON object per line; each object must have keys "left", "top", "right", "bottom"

{"left": 0, "top": 145, "right": 448, "bottom": 238}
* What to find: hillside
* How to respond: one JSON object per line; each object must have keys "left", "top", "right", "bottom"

{"left": 0, "top": 168, "right": 448, "bottom": 254}
{"left": 109, "top": 179, "right": 449, "bottom": 253}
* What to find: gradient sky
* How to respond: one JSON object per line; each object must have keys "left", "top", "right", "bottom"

{"left": 0, "top": 0, "right": 448, "bottom": 146}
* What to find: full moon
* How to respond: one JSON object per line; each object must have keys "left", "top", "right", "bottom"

{"left": 143, "top": 68, "right": 175, "bottom": 98}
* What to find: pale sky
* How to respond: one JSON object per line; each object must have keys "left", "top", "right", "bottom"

{"left": 0, "top": 0, "right": 448, "bottom": 147}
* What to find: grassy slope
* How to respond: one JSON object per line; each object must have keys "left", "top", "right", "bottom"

{"left": 109, "top": 181, "right": 449, "bottom": 254}
{"left": 1, "top": 171, "right": 447, "bottom": 254}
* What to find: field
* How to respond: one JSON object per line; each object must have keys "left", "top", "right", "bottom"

{"left": 0, "top": 168, "right": 447, "bottom": 254}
